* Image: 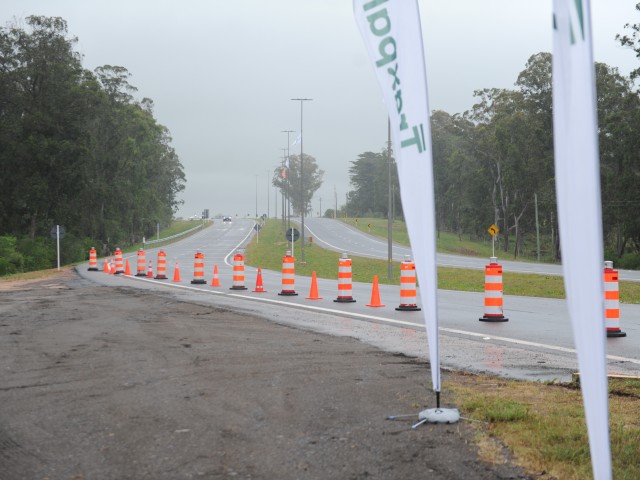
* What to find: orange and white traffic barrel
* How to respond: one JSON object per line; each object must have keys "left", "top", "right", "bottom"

{"left": 136, "top": 248, "right": 147, "bottom": 277}
{"left": 230, "top": 252, "right": 248, "bottom": 290}
{"left": 396, "top": 256, "right": 420, "bottom": 311}
{"left": 190, "top": 251, "right": 206, "bottom": 284}
{"left": 334, "top": 252, "right": 356, "bottom": 303}
{"left": 114, "top": 248, "right": 125, "bottom": 275}
{"left": 604, "top": 261, "right": 626, "bottom": 337}
{"left": 278, "top": 250, "right": 298, "bottom": 296}
{"left": 479, "top": 256, "right": 508, "bottom": 322}
{"left": 154, "top": 250, "right": 168, "bottom": 279}
{"left": 88, "top": 247, "right": 99, "bottom": 271}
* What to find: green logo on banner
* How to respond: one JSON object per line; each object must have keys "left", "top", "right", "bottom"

{"left": 553, "top": 0, "right": 585, "bottom": 45}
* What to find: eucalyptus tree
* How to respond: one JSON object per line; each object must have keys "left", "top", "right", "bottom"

{"left": 272, "top": 153, "right": 324, "bottom": 216}
{"left": 346, "top": 151, "right": 393, "bottom": 217}
{"left": 616, "top": 3, "right": 640, "bottom": 82}
{"left": 0, "top": 16, "right": 88, "bottom": 238}
{"left": 431, "top": 110, "right": 482, "bottom": 237}
{"left": 595, "top": 63, "right": 640, "bottom": 256}
{"left": 0, "top": 15, "right": 185, "bottom": 254}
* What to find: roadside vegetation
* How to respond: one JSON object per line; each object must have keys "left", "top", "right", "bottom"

{"left": 246, "top": 219, "right": 640, "bottom": 479}
{"left": 245, "top": 220, "right": 640, "bottom": 303}
{"left": 335, "top": 52, "right": 640, "bottom": 269}
{"left": 449, "top": 374, "right": 640, "bottom": 480}
{"left": 0, "top": 16, "right": 185, "bottom": 276}
{"left": 0, "top": 219, "right": 203, "bottom": 278}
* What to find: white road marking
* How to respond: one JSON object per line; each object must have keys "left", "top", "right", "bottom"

{"left": 124, "top": 274, "right": 640, "bottom": 366}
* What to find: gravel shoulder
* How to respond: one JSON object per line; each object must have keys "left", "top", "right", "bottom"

{"left": 0, "top": 269, "right": 532, "bottom": 479}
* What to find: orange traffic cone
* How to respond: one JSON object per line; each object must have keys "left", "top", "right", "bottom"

{"left": 252, "top": 267, "right": 267, "bottom": 293}
{"left": 173, "top": 262, "right": 181, "bottom": 282}
{"left": 366, "top": 275, "right": 385, "bottom": 307}
{"left": 211, "top": 264, "right": 221, "bottom": 287}
{"left": 124, "top": 259, "right": 132, "bottom": 276}
{"left": 103, "top": 258, "right": 110, "bottom": 273}
{"left": 306, "top": 271, "right": 323, "bottom": 300}
{"left": 146, "top": 261, "right": 153, "bottom": 278}
{"left": 109, "top": 259, "right": 115, "bottom": 275}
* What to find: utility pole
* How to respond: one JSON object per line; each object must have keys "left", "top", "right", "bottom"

{"left": 535, "top": 192, "right": 540, "bottom": 261}
{"left": 291, "top": 98, "right": 312, "bottom": 262}
{"left": 387, "top": 117, "right": 393, "bottom": 281}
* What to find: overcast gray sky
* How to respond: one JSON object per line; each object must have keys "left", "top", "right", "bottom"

{"left": 2, "top": 1, "right": 638, "bottom": 220}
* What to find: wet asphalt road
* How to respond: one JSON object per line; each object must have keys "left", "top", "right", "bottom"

{"left": 80, "top": 219, "right": 640, "bottom": 382}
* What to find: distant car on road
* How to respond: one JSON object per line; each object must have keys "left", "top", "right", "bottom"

{"left": 223, "top": 216, "right": 232, "bottom": 223}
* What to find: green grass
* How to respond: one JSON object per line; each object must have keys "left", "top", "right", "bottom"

{"left": 452, "top": 374, "right": 640, "bottom": 480}
{"left": 157, "top": 219, "right": 206, "bottom": 238}
{"left": 247, "top": 221, "right": 403, "bottom": 284}
{"left": 123, "top": 219, "right": 212, "bottom": 253}
{"left": 246, "top": 219, "right": 640, "bottom": 303}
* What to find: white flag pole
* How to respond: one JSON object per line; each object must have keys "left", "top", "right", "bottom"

{"left": 552, "top": 1, "right": 611, "bottom": 478}
{"left": 354, "top": 0, "right": 457, "bottom": 424}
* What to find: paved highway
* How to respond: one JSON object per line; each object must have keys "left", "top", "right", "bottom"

{"left": 78, "top": 218, "right": 639, "bottom": 382}
{"left": 303, "top": 217, "right": 640, "bottom": 282}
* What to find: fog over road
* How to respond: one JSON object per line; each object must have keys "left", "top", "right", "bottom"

{"left": 77, "top": 218, "right": 640, "bottom": 382}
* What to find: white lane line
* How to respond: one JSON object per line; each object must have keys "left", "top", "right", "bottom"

{"left": 304, "top": 224, "right": 383, "bottom": 259}
{"left": 123, "top": 274, "right": 640, "bottom": 366}
{"left": 223, "top": 224, "right": 256, "bottom": 266}
{"left": 440, "top": 327, "right": 640, "bottom": 365}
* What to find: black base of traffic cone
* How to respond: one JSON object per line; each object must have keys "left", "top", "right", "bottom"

{"left": 396, "top": 305, "right": 421, "bottom": 311}
{"left": 135, "top": 273, "right": 147, "bottom": 277}
{"left": 278, "top": 291, "right": 298, "bottom": 296}
{"left": 607, "top": 329, "right": 627, "bottom": 338}
{"left": 479, "top": 315, "right": 509, "bottom": 322}
{"left": 155, "top": 275, "right": 168, "bottom": 280}
{"left": 191, "top": 280, "right": 207, "bottom": 284}
{"left": 334, "top": 297, "right": 356, "bottom": 303}
{"left": 230, "top": 286, "right": 248, "bottom": 290}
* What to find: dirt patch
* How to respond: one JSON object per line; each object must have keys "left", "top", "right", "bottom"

{"left": 0, "top": 270, "right": 532, "bottom": 479}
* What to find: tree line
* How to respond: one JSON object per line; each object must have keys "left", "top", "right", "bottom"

{"left": 346, "top": 51, "right": 640, "bottom": 266}
{"left": 0, "top": 16, "right": 185, "bottom": 274}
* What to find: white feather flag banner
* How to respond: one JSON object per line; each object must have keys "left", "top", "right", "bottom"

{"left": 552, "top": 1, "right": 611, "bottom": 478}
{"left": 353, "top": 0, "right": 440, "bottom": 393}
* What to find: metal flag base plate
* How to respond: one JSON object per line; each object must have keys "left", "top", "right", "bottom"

{"left": 418, "top": 408, "right": 460, "bottom": 425}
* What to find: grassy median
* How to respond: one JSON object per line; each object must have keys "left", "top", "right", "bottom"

{"left": 246, "top": 219, "right": 640, "bottom": 303}
{"left": 245, "top": 219, "right": 640, "bottom": 479}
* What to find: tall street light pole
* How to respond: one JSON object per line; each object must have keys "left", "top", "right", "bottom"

{"left": 281, "top": 148, "right": 287, "bottom": 228}
{"left": 291, "top": 98, "right": 312, "bottom": 262}
{"left": 281, "top": 130, "right": 295, "bottom": 231}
